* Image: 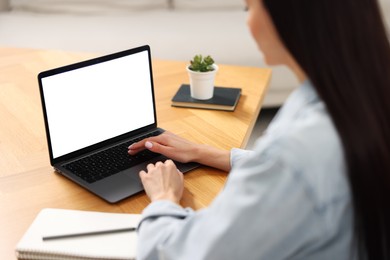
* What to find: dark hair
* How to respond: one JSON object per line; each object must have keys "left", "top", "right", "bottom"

{"left": 263, "top": 0, "right": 390, "bottom": 259}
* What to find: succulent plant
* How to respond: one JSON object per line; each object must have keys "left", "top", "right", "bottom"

{"left": 189, "top": 55, "right": 215, "bottom": 72}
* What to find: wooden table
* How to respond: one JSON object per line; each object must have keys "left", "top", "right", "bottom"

{"left": 0, "top": 48, "right": 271, "bottom": 259}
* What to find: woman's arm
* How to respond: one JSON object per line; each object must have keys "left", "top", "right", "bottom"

{"left": 128, "top": 131, "right": 231, "bottom": 172}
{"left": 135, "top": 144, "right": 331, "bottom": 260}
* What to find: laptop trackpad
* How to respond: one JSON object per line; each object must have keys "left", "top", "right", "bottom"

{"left": 91, "top": 172, "right": 142, "bottom": 203}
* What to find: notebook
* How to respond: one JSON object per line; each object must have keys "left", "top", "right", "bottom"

{"left": 171, "top": 84, "right": 241, "bottom": 111}
{"left": 15, "top": 208, "right": 141, "bottom": 260}
{"left": 38, "top": 45, "right": 198, "bottom": 203}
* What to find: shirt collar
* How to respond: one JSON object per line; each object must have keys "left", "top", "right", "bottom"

{"left": 265, "top": 80, "right": 321, "bottom": 133}
{"left": 298, "top": 79, "right": 320, "bottom": 104}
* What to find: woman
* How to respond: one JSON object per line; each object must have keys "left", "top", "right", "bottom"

{"left": 128, "top": 0, "right": 390, "bottom": 259}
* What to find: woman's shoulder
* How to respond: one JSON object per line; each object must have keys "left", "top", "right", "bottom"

{"left": 257, "top": 100, "right": 350, "bottom": 212}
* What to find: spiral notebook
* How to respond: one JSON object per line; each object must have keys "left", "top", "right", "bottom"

{"left": 15, "top": 208, "right": 142, "bottom": 260}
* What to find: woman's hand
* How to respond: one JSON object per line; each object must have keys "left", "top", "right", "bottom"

{"left": 128, "top": 131, "right": 200, "bottom": 163}
{"left": 139, "top": 160, "right": 184, "bottom": 204}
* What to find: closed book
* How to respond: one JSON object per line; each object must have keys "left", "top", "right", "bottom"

{"left": 15, "top": 208, "right": 142, "bottom": 260}
{"left": 171, "top": 84, "right": 241, "bottom": 111}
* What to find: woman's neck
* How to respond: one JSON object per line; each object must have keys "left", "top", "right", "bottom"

{"left": 287, "top": 55, "right": 308, "bottom": 83}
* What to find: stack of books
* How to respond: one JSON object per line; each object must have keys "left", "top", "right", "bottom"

{"left": 171, "top": 84, "right": 242, "bottom": 111}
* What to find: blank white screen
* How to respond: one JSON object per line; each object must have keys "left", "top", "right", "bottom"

{"left": 42, "top": 50, "right": 155, "bottom": 158}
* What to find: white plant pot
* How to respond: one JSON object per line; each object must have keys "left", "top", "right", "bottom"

{"left": 186, "top": 64, "right": 218, "bottom": 100}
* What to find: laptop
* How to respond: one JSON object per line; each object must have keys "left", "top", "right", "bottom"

{"left": 38, "top": 45, "right": 198, "bottom": 203}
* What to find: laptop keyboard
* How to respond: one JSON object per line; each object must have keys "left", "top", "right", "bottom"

{"left": 62, "top": 131, "right": 162, "bottom": 183}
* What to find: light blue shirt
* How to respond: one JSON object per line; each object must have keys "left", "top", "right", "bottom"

{"left": 137, "top": 81, "right": 355, "bottom": 260}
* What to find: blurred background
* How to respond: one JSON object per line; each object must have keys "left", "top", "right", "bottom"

{"left": 0, "top": 0, "right": 389, "bottom": 148}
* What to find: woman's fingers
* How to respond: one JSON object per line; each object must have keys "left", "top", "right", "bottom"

{"left": 128, "top": 132, "right": 198, "bottom": 163}
{"left": 139, "top": 160, "right": 184, "bottom": 204}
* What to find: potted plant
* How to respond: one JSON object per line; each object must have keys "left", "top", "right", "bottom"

{"left": 186, "top": 54, "right": 218, "bottom": 100}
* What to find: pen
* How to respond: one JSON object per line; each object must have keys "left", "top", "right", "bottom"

{"left": 42, "top": 227, "right": 137, "bottom": 241}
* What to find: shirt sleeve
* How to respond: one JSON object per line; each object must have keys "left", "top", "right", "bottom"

{"left": 230, "top": 148, "right": 255, "bottom": 168}
{"left": 136, "top": 142, "right": 330, "bottom": 260}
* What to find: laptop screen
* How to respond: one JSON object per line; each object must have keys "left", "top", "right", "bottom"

{"left": 40, "top": 48, "right": 155, "bottom": 159}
